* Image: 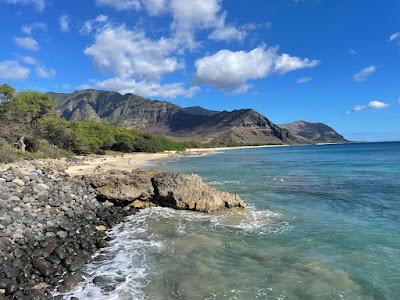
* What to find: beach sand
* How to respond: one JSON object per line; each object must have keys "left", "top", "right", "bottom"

{"left": 65, "top": 145, "right": 292, "bottom": 176}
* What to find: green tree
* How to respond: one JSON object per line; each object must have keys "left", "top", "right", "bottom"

{"left": 9, "top": 91, "right": 55, "bottom": 125}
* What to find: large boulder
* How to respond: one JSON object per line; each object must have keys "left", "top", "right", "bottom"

{"left": 82, "top": 170, "right": 154, "bottom": 203}
{"left": 81, "top": 170, "right": 246, "bottom": 213}
{"left": 151, "top": 172, "right": 245, "bottom": 213}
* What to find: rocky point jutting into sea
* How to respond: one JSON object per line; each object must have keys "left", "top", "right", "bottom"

{"left": 0, "top": 158, "right": 245, "bottom": 299}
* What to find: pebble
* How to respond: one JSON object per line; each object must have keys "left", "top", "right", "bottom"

{"left": 0, "top": 164, "right": 136, "bottom": 298}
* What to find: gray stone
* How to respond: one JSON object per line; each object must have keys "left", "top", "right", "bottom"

{"left": 56, "top": 231, "right": 68, "bottom": 240}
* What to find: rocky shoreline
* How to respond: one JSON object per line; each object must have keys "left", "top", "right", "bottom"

{"left": 0, "top": 160, "right": 245, "bottom": 299}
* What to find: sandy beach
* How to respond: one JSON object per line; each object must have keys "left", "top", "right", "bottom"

{"left": 64, "top": 144, "right": 294, "bottom": 176}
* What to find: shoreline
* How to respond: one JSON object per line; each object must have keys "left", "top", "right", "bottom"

{"left": 2, "top": 142, "right": 347, "bottom": 177}
{"left": 0, "top": 153, "right": 246, "bottom": 299}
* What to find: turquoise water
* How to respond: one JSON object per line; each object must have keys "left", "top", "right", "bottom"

{"left": 66, "top": 142, "right": 400, "bottom": 300}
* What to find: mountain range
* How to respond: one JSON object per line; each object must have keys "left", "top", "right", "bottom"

{"left": 49, "top": 89, "right": 347, "bottom": 145}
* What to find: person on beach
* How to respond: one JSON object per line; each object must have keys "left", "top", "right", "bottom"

{"left": 128, "top": 158, "right": 133, "bottom": 166}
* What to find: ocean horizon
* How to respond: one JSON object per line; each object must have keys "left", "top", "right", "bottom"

{"left": 64, "top": 142, "right": 400, "bottom": 299}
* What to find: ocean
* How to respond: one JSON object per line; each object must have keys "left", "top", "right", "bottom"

{"left": 65, "top": 142, "right": 400, "bottom": 300}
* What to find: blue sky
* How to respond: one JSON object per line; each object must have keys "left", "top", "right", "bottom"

{"left": 0, "top": 0, "right": 399, "bottom": 141}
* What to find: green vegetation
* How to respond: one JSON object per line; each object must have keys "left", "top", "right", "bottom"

{"left": 0, "top": 84, "right": 197, "bottom": 163}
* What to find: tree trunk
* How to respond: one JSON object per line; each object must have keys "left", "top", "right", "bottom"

{"left": 18, "top": 135, "right": 26, "bottom": 152}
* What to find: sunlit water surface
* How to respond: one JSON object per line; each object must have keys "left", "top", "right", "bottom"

{"left": 64, "top": 142, "right": 400, "bottom": 300}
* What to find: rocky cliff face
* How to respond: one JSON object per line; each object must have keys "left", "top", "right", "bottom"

{"left": 280, "top": 121, "right": 348, "bottom": 143}
{"left": 49, "top": 89, "right": 346, "bottom": 145}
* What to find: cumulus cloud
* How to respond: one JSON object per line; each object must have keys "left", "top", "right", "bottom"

{"left": 21, "top": 22, "right": 47, "bottom": 35}
{"left": 20, "top": 55, "right": 37, "bottom": 65}
{"left": 274, "top": 53, "right": 319, "bottom": 75}
{"left": 36, "top": 65, "right": 55, "bottom": 79}
{"left": 169, "top": 0, "right": 245, "bottom": 46}
{"left": 353, "top": 65, "right": 376, "bottom": 82}
{"left": 80, "top": 15, "right": 108, "bottom": 35}
{"left": 59, "top": 15, "right": 71, "bottom": 32}
{"left": 95, "top": 0, "right": 141, "bottom": 11}
{"left": 84, "top": 24, "right": 182, "bottom": 80}
{"left": 208, "top": 25, "right": 246, "bottom": 42}
{"left": 95, "top": 0, "right": 245, "bottom": 45}
{"left": 296, "top": 77, "right": 312, "bottom": 84}
{"left": 349, "top": 100, "right": 389, "bottom": 113}
{"left": 195, "top": 47, "right": 275, "bottom": 92}
{"left": 141, "top": 0, "right": 168, "bottom": 16}
{"left": 13, "top": 36, "right": 39, "bottom": 51}
{"left": 368, "top": 100, "right": 389, "bottom": 109}
{"left": 95, "top": 77, "right": 199, "bottom": 98}
{"left": 5, "top": 0, "right": 46, "bottom": 11}
{"left": 0, "top": 60, "right": 30, "bottom": 80}
{"left": 388, "top": 32, "right": 400, "bottom": 42}
{"left": 83, "top": 22, "right": 198, "bottom": 98}
{"left": 194, "top": 46, "right": 319, "bottom": 93}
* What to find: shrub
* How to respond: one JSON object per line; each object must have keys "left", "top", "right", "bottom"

{"left": 35, "top": 116, "right": 77, "bottom": 151}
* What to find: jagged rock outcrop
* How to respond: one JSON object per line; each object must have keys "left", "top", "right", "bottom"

{"left": 81, "top": 170, "right": 154, "bottom": 203}
{"left": 82, "top": 171, "right": 246, "bottom": 213}
{"left": 151, "top": 172, "right": 246, "bottom": 212}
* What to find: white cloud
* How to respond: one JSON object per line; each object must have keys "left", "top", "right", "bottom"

{"left": 368, "top": 100, "right": 389, "bottom": 109}
{"left": 83, "top": 22, "right": 199, "bottom": 99}
{"left": 353, "top": 65, "right": 376, "bottom": 82}
{"left": 95, "top": 77, "right": 199, "bottom": 98}
{"left": 20, "top": 55, "right": 37, "bottom": 65}
{"left": 388, "top": 32, "right": 400, "bottom": 42}
{"left": 194, "top": 46, "right": 319, "bottom": 93}
{"left": 97, "top": 0, "right": 245, "bottom": 45}
{"left": 21, "top": 22, "right": 47, "bottom": 35}
{"left": 59, "top": 15, "right": 71, "bottom": 32}
{"left": 208, "top": 25, "right": 246, "bottom": 42}
{"left": 80, "top": 15, "right": 108, "bottom": 35}
{"left": 95, "top": 0, "right": 141, "bottom": 11}
{"left": 0, "top": 60, "right": 30, "bottom": 80}
{"left": 5, "top": 0, "right": 46, "bottom": 11}
{"left": 13, "top": 36, "right": 39, "bottom": 51}
{"left": 352, "top": 105, "right": 367, "bottom": 112}
{"left": 296, "top": 77, "right": 312, "bottom": 84}
{"left": 141, "top": 0, "right": 168, "bottom": 16}
{"left": 169, "top": 0, "right": 244, "bottom": 46}
{"left": 350, "top": 100, "right": 389, "bottom": 113}
{"left": 195, "top": 47, "right": 276, "bottom": 92}
{"left": 84, "top": 24, "right": 181, "bottom": 80}
{"left": 36, "top": 65, "right": 56, "bottom": 79}
{"left": 349, "top": 49, "right": 357, "bottom": 55}
{"left": 274, "top": 53, "right": 319, "bottom": 75}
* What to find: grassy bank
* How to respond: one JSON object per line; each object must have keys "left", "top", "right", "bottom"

{"left": 0, "top": 84, "right": 200, "bottom": 163}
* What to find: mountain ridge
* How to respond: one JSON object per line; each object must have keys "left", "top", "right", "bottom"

{"left": 48, "top": 89, "right": 347, "bottom": 145}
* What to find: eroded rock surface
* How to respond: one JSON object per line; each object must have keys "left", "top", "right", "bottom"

{"left": 83, "top": 171, "right": 246, "bottom": 213}
{"left": 82, "top": 170, "right": 154, "bottom": 203}
{"left": 152, "top": 172, "right": 246, "bottom": 213}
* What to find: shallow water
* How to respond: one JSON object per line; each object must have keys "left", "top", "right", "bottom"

{"left": 65, "top": 142, "right": 400, "bottom": 300}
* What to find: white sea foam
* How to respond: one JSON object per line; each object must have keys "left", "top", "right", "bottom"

{"left": 57, "top": 206, "right": 290, "bottom": 299}
{"left": 208, "top": 180, "right": 242, "bottom": 186}
{"left": 58, "top": 209, "right": 165, "bottom": 300}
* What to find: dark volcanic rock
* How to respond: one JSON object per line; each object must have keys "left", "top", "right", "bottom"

{"left": 0, "top": 165, "right": 138, "bottom": 299}
{"left": 0, "top": 161, "right": 247, "bottom": 299}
